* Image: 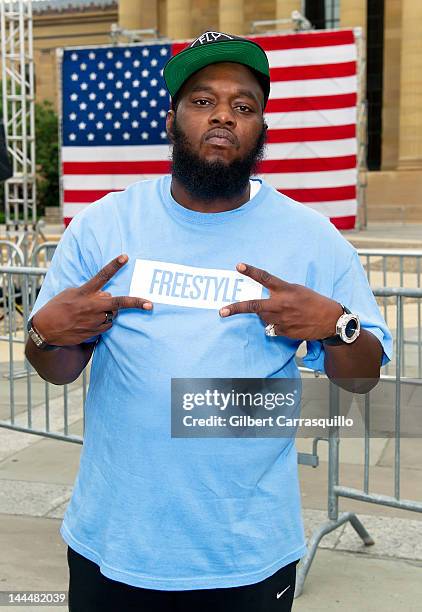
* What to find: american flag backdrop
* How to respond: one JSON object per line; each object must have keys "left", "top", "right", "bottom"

{"left": 61, "top": 29, "right": 359, "bottom": 229}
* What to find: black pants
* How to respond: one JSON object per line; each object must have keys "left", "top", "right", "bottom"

{"left": 67, "top": 546, "right": 298, "bottom": 611}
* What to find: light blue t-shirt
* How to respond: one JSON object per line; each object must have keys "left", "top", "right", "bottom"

{"left": 30, "top": 175, "right": 392, "bottom": 590}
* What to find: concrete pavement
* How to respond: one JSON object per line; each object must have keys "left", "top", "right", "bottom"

{"left": 0, "top": 424, "right": 421, "bottom": 610}
{"left": 1, "top": 513, "right": 421, "bottom": 612}
{"left": 342, "top": 222, "right": 422, "bottom": 249}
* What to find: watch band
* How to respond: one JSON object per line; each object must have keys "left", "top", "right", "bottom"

{"left": 320, "top": 305, "right": 358, "bottom": 346}
{"left": 27, "top": 316, "right": 59, "bottom": 351}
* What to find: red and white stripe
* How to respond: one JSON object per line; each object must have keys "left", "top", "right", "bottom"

{"left": 62, "top": 29, "right": 359, "bottom": 229}
{"left": 253, "top": 29, "right": 358, "bottom": 230}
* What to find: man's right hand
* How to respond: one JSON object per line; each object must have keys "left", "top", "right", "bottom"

{"left": 32, "top": 254, "right": 153, "bottom": 347}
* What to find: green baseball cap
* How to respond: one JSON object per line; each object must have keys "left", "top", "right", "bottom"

{"left": 163, "top": 31, "right": 271, "bottom": 107}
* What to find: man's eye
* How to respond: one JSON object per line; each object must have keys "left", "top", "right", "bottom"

{"left": 236, "top": 105, "right": 252, "bottom": 112}
{"left": 193, "top": 99, "right": 211, "bottom": 105}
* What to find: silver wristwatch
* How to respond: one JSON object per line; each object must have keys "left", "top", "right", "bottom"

{"left": 320, "top": 305, "right": 360, "bottom": 345}
{"left": 27, "top": 317, "right": 58, "bottom": 351}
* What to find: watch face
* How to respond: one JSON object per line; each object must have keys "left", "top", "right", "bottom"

{"left": 345, "top": 318, "right": 358, "bottom": 339}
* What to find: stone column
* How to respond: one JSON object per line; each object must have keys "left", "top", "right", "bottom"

{"left": 219, "top": 0, "right": 244, "bottom": 35}
{"left": 398, "top": 0, "right": 422, "bottom": 168}
{"left": 340, "top": 0, "right": 366, "bottom": 31}
{"left": 167, "top": 0, "right": 191, "bottom": 39}
{"left": 381, "top": 0, "right": 401, "bottom": 169}
{"left": 118, "top": 0, "right": 158, "bottom": 31}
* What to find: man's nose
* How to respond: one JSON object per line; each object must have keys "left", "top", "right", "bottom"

{"left": 209, "top": 103, "right": 236, "bottom": 127}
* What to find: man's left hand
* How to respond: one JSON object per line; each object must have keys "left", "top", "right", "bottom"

{"left": 219, "top": 263, "right": 343, "bottom": 341}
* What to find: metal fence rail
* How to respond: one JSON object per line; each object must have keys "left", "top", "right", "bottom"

{"left": 359, "top": 249, "right": 422, "bottom": 288}
{"left": 30, "top": 241, "right": 59, "bottom": 267}
{"left": 359, "top": 249, "right": 422, "bottom": 378}
{"left": 0, "top": 265, "right": 87, "bottom": 443}
{"left": 0, "top": 240, "right": 24, "bottom": 266}
{"left": 295, "top": 286, "right": 422, "bottom": 597}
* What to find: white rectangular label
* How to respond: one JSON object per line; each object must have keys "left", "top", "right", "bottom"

{"left": 129, "top": 259, "right": 263, "bottom": 310}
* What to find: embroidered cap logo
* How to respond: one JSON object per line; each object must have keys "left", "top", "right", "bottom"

{"left": 190, "top": 32, "right": 234, "bottom": 47}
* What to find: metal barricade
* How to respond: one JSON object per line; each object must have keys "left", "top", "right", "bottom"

{"left": 358, "top": 249, "right": 422, "bottom": 288}
{"left": 0, "top": 243, "right": 25, "bottom": 339}
{"left": 0, "top": 241, "right": 58, "bottom": 343}
{"left": 0, "top": 241, "right": 24, "bottom": 266}
{"left": 359, "top": 249, "right": 422, "bottom": 378}
{"left": 295, "top": 286, "right": 422, "bottom": 597}
{"left": 30, "top": 241, "right": 58, "bottom": 267}
{"left": 0, "top": 265, "right": 87, "bottom": 444}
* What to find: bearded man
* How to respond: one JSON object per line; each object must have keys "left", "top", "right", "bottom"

{"left": 26, "top": 32, "right": 392, "bottom": 612}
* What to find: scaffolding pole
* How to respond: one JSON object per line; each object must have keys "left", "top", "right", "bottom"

{"left": 0, "top": 0, "right": 36, "bottom": 263}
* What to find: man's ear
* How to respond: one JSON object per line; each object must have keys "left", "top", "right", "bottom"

{"left": 166, "top": 109, "right": 175, "bottom": 143}
{"left": 263, "top": 122, "right": 268, "bottom": 130}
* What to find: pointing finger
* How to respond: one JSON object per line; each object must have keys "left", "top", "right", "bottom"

{"left": 235, "top": 263, "right": 287, "bottom": 291}
{"left": 109, "top": 296, "right": 153, "bottom": 311}
{"left": 80, "top": 255, "right": 129, "bottom": 294}
{"left": 219, "top": 299, "right": 268, "bottom": 317}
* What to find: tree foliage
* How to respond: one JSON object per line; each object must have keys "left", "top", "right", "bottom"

{"left": 34, "top": 99, "right": 60, "bottom": 214}
{"left": 0, "top": 87, "right": 59, "bottom": 221}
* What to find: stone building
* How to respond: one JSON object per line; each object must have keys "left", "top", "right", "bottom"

{"left": 31, "top": 0, "right": 422, "bottom": 222}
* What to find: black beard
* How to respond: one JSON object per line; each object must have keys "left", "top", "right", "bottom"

{"left": 170, "top": 117, "right": 267, "bottom": 202}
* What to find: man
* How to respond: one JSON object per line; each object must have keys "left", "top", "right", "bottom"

{"left": 26, "top": 32, "right": 392, "bottom": 611}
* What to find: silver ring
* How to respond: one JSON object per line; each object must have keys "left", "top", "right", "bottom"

{"left": 265, "top": 323, "right": 277, "bottom": 337}
{"left": 103, "top": 311, "right": 113, "bottom": 324}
